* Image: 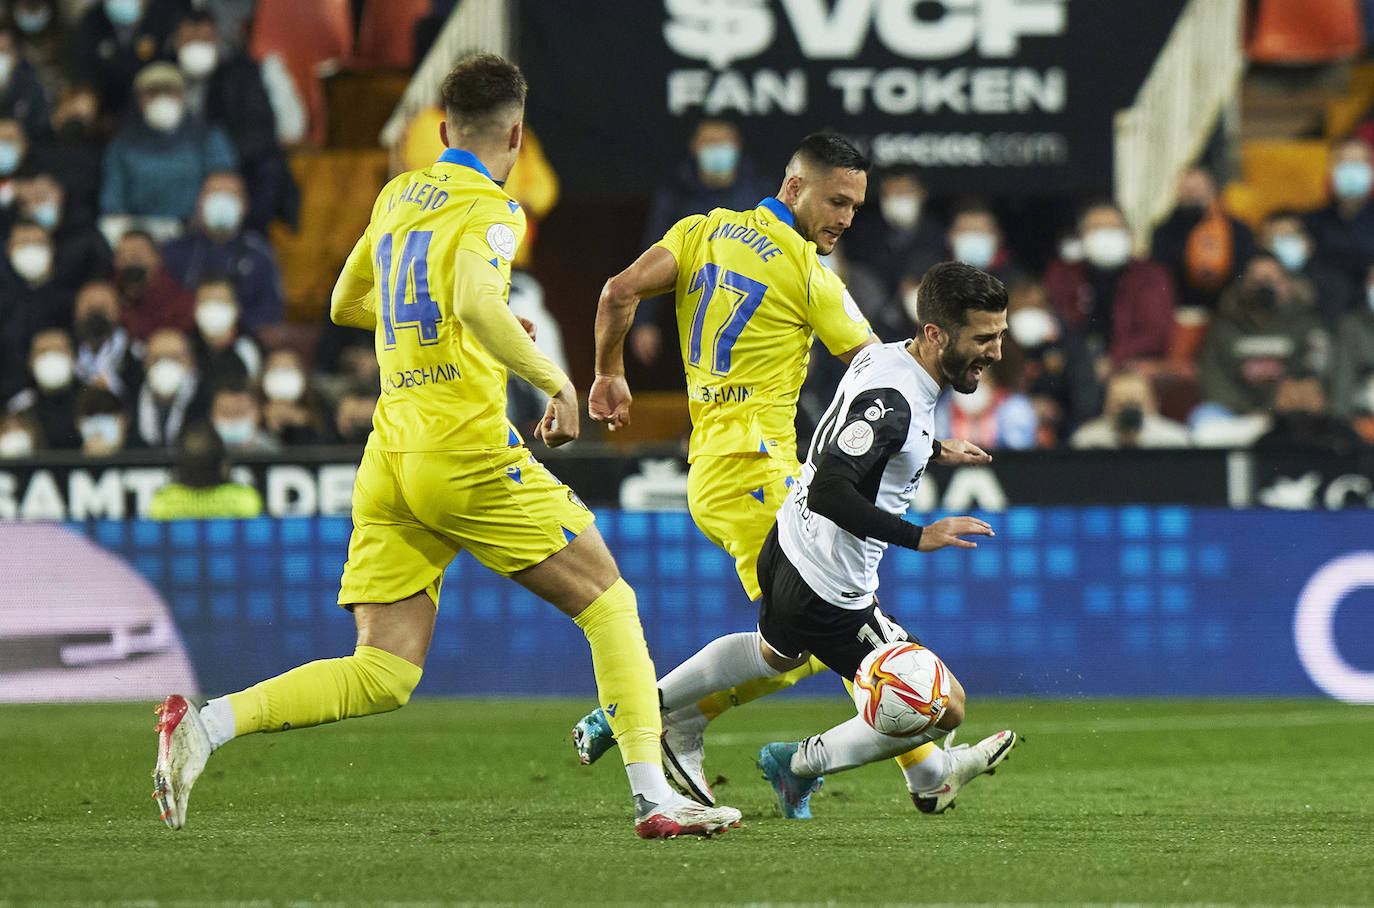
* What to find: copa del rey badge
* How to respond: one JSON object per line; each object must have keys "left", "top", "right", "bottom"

{"left": 486, "top": 223, "right": 518, "bottom": 261}
{"left": 838, "top": 421, "right": 874, "bottom": 456}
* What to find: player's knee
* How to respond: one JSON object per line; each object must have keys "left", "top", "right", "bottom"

{"left": 937, "top": 688, "right": 966, "bottom": 730}
{"left": 352, "top": 645, "right": 423, "bottom": 712}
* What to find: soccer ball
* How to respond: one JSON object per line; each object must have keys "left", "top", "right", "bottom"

{"left": 852, "top": 641, "right": 949, "bottom": 737}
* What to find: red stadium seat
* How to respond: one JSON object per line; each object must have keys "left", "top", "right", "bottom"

{"left": 355, "top": 0, "right": 432, "bottom": 69}
{"left": 250, "top": 0, "right": 356, "bottom": 147}
{"left": 1247, "top": 0, "right": 1364, "bottom": 64}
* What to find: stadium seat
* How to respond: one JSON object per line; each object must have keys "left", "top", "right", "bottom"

{"left": 1221, "top": 139, "right": 1331, "bottom": 226}
{"left": 1247, "top": 0, "right": 1364, "bottom": 64}
{"left": 249, "top": 0, "right": 355, "bottom": 147}
{"left": 599, "top": 391, "right": 691, "bottom": 449}
{"left": 355, "top": 0, "right": 432, "bottom": 69}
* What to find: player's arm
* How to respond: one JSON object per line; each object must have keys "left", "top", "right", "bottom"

{"left": 813, "top": 283, "right": 880, "bottom": 365}
{"left": 454, "top": 248, "right": 577, "bottom": 446}
{"left": 330, "top": 231, "right": 377, "bottom": 330}
{"left": 836, "top": 331, "right": 881, "bottom": 364}
{"left": 805, "top": 390, "right": 993, "bottom": 552}
{"left": 590, "top": 244, "right": 680, "bottom": 430}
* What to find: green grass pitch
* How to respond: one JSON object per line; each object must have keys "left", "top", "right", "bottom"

{"left": 0, "top": 697, "right": 1370, "bottom": 906}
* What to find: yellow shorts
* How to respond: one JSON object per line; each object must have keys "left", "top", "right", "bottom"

{"left": 687, "top": 452, "right": 800, "bottom": 601}
{"left": 338, "top": 446, "right": 594, "bottom": 608}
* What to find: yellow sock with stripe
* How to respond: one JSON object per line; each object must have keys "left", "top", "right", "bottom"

{"left": 573, "top": 578, "right": 661, "bottom": 766}
{"left": 225, "top": 644, "right": 422, "bottom": 736}
{"left": 697, "top": 655, "right": 829, "bottom": 720}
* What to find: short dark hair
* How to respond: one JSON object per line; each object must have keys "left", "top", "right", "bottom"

{"left": 75, "top": 387, "right": 123, "bottom": 418}
{"left": 441, "top": 53, "right": 527, "bottom": 135}
{"left": 175, "top": 422, "right": 228, "bottom": 488}
{"left": 915, "top": 261, "right": 1008, "bottom": 334}
{"left": 792, "top": 132, "right": 868, "bottom": 173}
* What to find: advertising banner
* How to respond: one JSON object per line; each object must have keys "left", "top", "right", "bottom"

{"left": 518, "top": 0, "right": 1189, "bottom": 196}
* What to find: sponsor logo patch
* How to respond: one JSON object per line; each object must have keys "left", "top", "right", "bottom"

{"left": 838, "top": 420, "right": 874, "bottom": 456}
{"left": 486, "top": 223, "right": 518, "bottom": 261}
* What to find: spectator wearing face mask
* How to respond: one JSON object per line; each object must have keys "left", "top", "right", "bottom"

{"left": 259, "top": 347, "right": 331, "bottom": 445}
{"left": 933, "top": 368, "right": 1038, "bottom": 451}
{"left": 1044, "top": 201, "right": 1177, "bottom": 371}
{"left": 6, "top": 327, "right": 82, "bottom": 449}
{"left": 0, "top": 26, "right": 49, "bottom": 142}
{"left": 149, "top": 419, "right": 262, "bottom": 519}
{"left": 332, "top": 380, "right": 377, "bottom": 445}
{"left": 209, "top": 378, "right": 278, "bottom": 453}
{"left": 2, "top": 219, "right": 68, "bottom": 336}
{"left": 997, "top": 278, "right": 1100, "bottom": 446}
{"left": 842, "top": 168, "right": 945, "bottom": 297}
{"left": 72, "top": 0, "right": 191, "bottom": 123}
{"left": 1197, "top": 253, "right": 1330, "bottom": 417}
{"left": 1150, "top": 165, "right": 1256, "bottom": 315}
{"left": 9, "top": 1, "right": 69, "bottom": 102}
{"left": 74, "top": 386, "right": 131, "bottom": 457}
{"left": 111, "top": 228, "right": 195, "bottom": 340}
{"left": 99, "top": 62, "right": 237, "bottom": 240}
{"left": 631, "top": 118, "right": 769, "bottom": 368}
{"left": 162, "top": 171, "right": 283, "bottom": 331}
{"left": 48, "top": 84, "right": 103, "bottom": 219}
{"left": 133, "top": 327, "right": 209, "bottom": 448}
{"left": 0, "top": 411, "right": 43, "bottom": 458}
{"left": 944, "top": 202, "right": 1024, "bottom": 284}
{"left": 1260, "top": 209, "right": 1351, "bottom": 329}
{"left": 0, "top": 115, "right": 33, "bottom": 219}
{"left": 1305, "top": 138, "right": 1374, "bottom": 318}
{"left": 190, "top": 277, "right": 261, "bottom": 381}
{"left": 16, "top": 171, "right": 113, "bottom": 294}
{"left": 72, "top": 279, "right": 143, "bottom": 400}
{"left": 1253, "top": 374, "right": 1362, "bottom": 453}
{"left": 171, "top": 11, "right": 298, "bottom": 232}
{"left": 1070, "top": 370, "right": 1190, "bottom": 449}
{"left": 1327, "top": 263, "right": 1374, "bottom": 436}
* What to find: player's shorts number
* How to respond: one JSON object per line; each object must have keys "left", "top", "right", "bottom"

{"left": 855, "top": 606, "right": 910, "bottom": 651}
{"left": 377, "top": 230, "right": 442, "bottom": 350}
{"left": 686, "top": 264, "right": 769, "bottom": 376}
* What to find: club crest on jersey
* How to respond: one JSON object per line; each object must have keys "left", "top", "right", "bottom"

{"left": 838, "top": 420, "right": 874, "bottom": 456}
{"left": 486, "top": 223, "right": 518, "bottom": 261}
{"left": 864, "top": 399, "right": 892, "bottom": 421}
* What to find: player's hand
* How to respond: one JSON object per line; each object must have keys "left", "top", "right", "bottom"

{"left": 517, "top": 316, "right": 537, "bottom": 341}
{"left": 536, "top": 382, "right": 579, "bottom": 448}
{"left": 917, "top": 516, "right": 994, "bottom": 552}
{"left": 934, "top": 438, "right": 992, "bottom": 466}
{"left": 589, "top": 373, "right": 632, "bottom": 431}
{"left": 629, "top": 324, "right": 661, "bottom": 365}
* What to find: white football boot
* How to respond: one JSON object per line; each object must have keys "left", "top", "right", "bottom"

{"left": 660, "top": 707, "right": 715, "bottom": 806}
{"left": 634, "top": 791, "right": 741, "bottom": 839}
{"left": 912, "top": 729, "right": 1017, "bottom": 814}
{"left": 151, "top": 694, "right": 213, "bottom": 829}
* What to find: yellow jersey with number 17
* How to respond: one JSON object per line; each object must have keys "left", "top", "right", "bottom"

{"left": 655, "top": 197, "right": 872, "bottom": 463}
{"left": 339, "top": 148, "right": 527, "bottom": 453}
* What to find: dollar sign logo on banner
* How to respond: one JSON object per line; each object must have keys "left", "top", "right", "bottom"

{"left": 663, "top": 0, "right": 775, "bottom": 71}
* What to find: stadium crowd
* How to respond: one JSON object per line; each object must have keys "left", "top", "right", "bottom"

{"left": 0, "top": 0, "right": 1371, "bottom": 466}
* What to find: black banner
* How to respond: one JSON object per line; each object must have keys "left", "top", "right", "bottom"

{"left": 0, "top": 445, "right": 1371, "bottom": 520}
{"left": 519, "top": 0, "right": 1189, "bottom": 197}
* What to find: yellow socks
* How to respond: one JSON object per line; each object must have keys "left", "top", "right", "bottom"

{"left": 895, "top": 742, "right": 937, "bottom": 769}
{"left": 573, "top": 578, "right": 661, "bottom": 765}
{"left": 226, "top": 644, "right": 422, "bottom": 736}
{"left": 697, "top": 655, "right": 828, "bottom": 720}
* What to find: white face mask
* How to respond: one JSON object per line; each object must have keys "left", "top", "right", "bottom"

{"left": 1270, "top": 234, "right": 1310, "bottom": 272}
{"left": 1008, "top": 307, "right": 1056, "bottom": 349}
{"left": 80, "top": 413, "right": 123, "bottom": 448}
{"left": 144, "top": 96, "right": 185, "bottom": 132}
{"left": 195, "top": 298, "right": 237, "bottom": 338}
{"left": 881, "top": 194, "right": 921, "bottom": 230}
{"left": 0, "top": 52, "right": 15, "bottom": 86}
{"left": 951, "top": 379, "right": 993, "bottom": 416}
{"left": 952, "top": 231, "right": 996, "bottom": 270}
{"left": 33, "top": 350, "right": 74, "bottom": 391}
{"left": 262, "top": 367, "right": 306, "bottom": 402}
{"left": 214, "top": 417, "right": 254, "bottom": 446}
{"left": 1058, "top": 237, "right": 1084, "bottom": 263}
{"left": 1082, "top": 227, "right": 1132, "bottom": 270}
{"left": 177, "top": 40, "right": 219, "bottom": 79}
{"left": 10, "top": 243, "right": 53, "bottom": 282}
{"left": 201, "top": 191, "right": 244, "bottom": 233}
{"left": 0, "top": 429, "right": 34, "bottom": 458}
{"left": 146, "top": 357, "right": 188, "bottom": 398}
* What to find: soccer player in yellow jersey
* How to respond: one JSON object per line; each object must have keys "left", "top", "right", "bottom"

{"left": 573, "top": 133, "right": 956, "bottom": 811}
{"left": 149, "top": 54, "right": 741, "bottom": 840}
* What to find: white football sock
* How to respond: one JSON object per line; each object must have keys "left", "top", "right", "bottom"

{"left": 901, "top": 745, "right": 950, "bottom": 793}
{"left": 657, "top": 632, "right": 778, "bottom": 712}
{"left": 792, "top": 716, "right": 949, "bottom": 777}
{"left": 625, "top": 761, "right": 676, "bottom": 805}
{"left": 200, "top": 696, "right": 237, "bottom": 751}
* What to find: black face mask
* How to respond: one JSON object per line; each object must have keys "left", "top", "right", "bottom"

{"left": 1114, "top": 405, "right": 1144, "bottom": 434}
{"left": 119, "top": 265, "right": 149, "bottom": 289}
{"left": 77, "top": 312, "right": 115, "bottom": 344}
{"left": 56, "top": 119, "right": 93, "bottom": 143}
{"left": 1248, "top": 285, "right": 1278, "bottom": 311}
{"left": 1176, "top": 202, "right": 1207, "bottom": 225}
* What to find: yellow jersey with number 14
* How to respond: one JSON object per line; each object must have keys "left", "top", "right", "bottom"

{"left": 655, "top": 197, "right": 872, "bottom": 463}
{"left": 339, "top": 148, "right": 527, "bottom": 453}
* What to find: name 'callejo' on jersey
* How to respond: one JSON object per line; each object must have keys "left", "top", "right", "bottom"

{"left": 387, "top": 179, "right": 450, "bottom": 213}
{"left": 708, "top": 220, "right": 784, "bottom": 261}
